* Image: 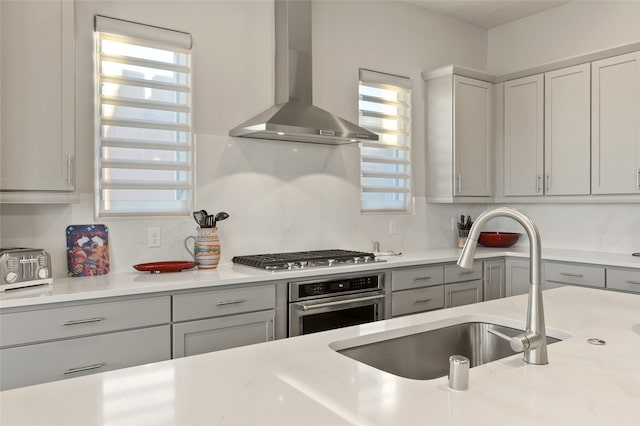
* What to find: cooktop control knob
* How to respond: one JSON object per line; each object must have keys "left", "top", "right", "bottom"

{"left": 327, "top": 259, "right": 335, "bottom": 266}
{"left": 37, "top": 267, "right": 49, "bottom": 279}
{"left": 298, "top": 261, "right": 308, "bottom": 268}
{"left": 5, "top": 271, "right": 17, "bottom": 284}
{"left": 353, "top": 257, "right": 361, "bottom": 263}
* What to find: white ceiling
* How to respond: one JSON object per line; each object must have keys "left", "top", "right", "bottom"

{"left": 407, "top": 0, "right": 571, "bottom": 28}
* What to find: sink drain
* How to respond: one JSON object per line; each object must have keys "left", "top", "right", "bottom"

{"left": 587, "top": 338, "right": 606, "bottom": 345}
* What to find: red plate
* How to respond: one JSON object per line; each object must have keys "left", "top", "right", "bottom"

{"left": 133, "top": 261, "right": 197, "bottom": 273}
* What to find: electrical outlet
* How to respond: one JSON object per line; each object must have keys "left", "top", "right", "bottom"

{"left": 148, "top": 227, "right": 161, "bottom": 248}
{"left": 452, "top": 217, "right": 457, "bottom": 231}
{"left": 389, "top": 219, "right": 398, "bottom": 235}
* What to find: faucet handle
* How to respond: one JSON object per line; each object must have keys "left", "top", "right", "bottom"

{"left": 488, "top": 328, "right": 531, "bottom": 352}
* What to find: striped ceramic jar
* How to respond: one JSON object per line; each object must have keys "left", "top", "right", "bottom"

{"left": 194, "top": 227, "right": 220, "bottom": 269}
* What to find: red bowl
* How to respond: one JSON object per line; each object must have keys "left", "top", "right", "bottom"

{"left": 478, "top": 232, "right": 520, "bottom": 248}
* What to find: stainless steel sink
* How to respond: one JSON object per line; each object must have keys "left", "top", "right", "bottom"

{"left": 334, "top": 322, "right": 562, "bottom": 380}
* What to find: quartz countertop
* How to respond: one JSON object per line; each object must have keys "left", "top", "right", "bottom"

{"left": 1, "top": 286, "right": 639, "bottom": 426}
{"left": 1, "top": 247, "right": 639, "bottom": 309}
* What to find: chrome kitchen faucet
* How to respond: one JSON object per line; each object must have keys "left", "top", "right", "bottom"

{"left": 457, "top": 207, "right": 549, "bottom": 365}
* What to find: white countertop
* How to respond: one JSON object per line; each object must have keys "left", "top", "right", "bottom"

{"left": 1, "top": 286, "right": 639, "bottom": 426}
{"left": 1, "top": 247, "right": 639, "bottom": 309}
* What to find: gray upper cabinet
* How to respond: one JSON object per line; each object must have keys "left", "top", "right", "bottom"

{"left": 424, "top": 68, "right": 493, "bottom": 203}
{"left": 591, "top": 51, "right": 640, "bottom": 195}
{"left": 503, "top": 74, "right": 544, "bottom": 197}
{"left": 544, "top": 64, "right": 591, "bottom": 196}
{"left": 0, "top": 0, "right": 76, "bottom": 198}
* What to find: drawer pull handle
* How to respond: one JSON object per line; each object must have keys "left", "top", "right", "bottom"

{"left": 559, "top": 272, "right": 584, "bottom": 278}
{"left": 63, "top": 317, "right": 104, "bottom": 326}
{"left": 414, "top": 276, "right": 432, "bottom": 281}
{"left": 461, "top": 271, "right": 475, "bottom": 275}
{"left": 217, "top": 299, "right": 247, "bottom": 306}
{"left": 63, "top": 363, "right": 105, "bottom": 375}
{"left": 414, "top": 298, "right": 432, "bottom": 304}
{"left": 625, "top": 280, "right": 640, "bottom": 285}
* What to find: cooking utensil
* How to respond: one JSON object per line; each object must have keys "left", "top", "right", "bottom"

{"left": 213, "top": 211, "right": 229, "bottom": 228}
{"left": 202, "top": 215, "right": 214, "bottom": 228}
{"left": 193, "top": 210, "right": 207, "bottom": 227}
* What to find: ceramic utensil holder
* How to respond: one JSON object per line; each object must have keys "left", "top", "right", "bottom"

{"left": 184, "top": 227, "right": 220, "bottom": 269}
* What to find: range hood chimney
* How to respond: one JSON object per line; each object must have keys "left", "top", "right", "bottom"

{"left": 229, "top": 0, "right": 379, "bottom": 145}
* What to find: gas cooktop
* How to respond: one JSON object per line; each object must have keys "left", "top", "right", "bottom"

{"left": 231, "top": 249, "right": 385, "bottom": 271}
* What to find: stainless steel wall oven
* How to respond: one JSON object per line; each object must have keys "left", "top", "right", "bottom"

{"left": 288, "top": 272, "right": 385, "bottom": 337}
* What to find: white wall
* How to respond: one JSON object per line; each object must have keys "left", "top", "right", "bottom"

{"left": 487, "top": 1, "right": 640, "bottom": 254}
{"left": 487, "top": 1, "right": 640, "bottom": 75}
{"left": 0, "top": 0, "right": 488, "bottom": 277}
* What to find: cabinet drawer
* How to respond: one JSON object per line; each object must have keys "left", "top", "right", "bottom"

{"left": 391, "top": 265, "right": 444, "bottom": 291}
{"left": 607, "top": 267, "right": 640, "bottom": 293}
{"left": 0, "top": 325, "right": 170, "bottom": 390}
{"left": 173, "top": 284, "right": 276, "bottom": 322}
{"left": 544, "top": 262, "right": 605, "bottom": 288}
{"left": 0, "top": 296, "right": 170, "bottom": 347}
{"left": 444, "top": 262, "right": 482, "bottom": 283}
{"left": 173, "top": 310, "right": 275, "bottom": 358}
{"left": 392, "top": 286, "right": 444, "bottom": 316}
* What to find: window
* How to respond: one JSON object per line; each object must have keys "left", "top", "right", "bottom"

{"left": 358, "top": 69, "right": 412, "bottom": 213}
{"left": 95, "top": 16, "right": 193, "bottom": 217}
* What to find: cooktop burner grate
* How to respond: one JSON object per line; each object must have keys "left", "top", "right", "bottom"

{"left": 232, "top": 249, "right": 380, "bottom": 270}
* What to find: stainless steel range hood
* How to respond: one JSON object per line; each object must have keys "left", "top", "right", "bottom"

{"left": 229, "top": 0, "right": 379, "bottom": 145}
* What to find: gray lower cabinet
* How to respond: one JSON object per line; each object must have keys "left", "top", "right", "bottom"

{"left": 444, "top": 262, "right": 483, "bottom": 308}
{"left": 173, "top": 310, "right": 275, "bottom": 358}
{"left": 444, "top": 280, "right": 483, "bottom": 308}
{"left": 0, "top": 325, "right": 169, "bottom": 390}
{"left": 506, "top": 258, "right": 530, "bottom": 296}
{"left": 543, "top": 261, "right": 605, "bottom": 289}
{"left": 390, "top": 265, "right": 445, "bottom": 317}
{"left": 391, "top": 286, "right": 444, "bottom": 317}
{"left": 483, "top": 259, "right": 505, "bottom": 301}
{"left": 172, "top": 283, "right": 276, "bottom": 358}
{"left": 606, "top": 267, "right": 640, "bottom": 294}
{"left": 0, "top": 296, "right": 171, "bottom": 391}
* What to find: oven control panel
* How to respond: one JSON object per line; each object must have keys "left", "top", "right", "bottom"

{"left": 291, "top": 274, "right": 381, "bottom": 300}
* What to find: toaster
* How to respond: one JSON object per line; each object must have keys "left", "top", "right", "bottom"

{"left": 0, "top": 248, "right": 53, "bottom": 291}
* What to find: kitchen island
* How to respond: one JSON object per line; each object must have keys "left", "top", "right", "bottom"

{"left": 1, "top": 285, "right": 638, "bottom": 426}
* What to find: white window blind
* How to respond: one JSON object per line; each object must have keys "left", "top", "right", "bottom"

{"left": 95, "top": 16, "right": 193, "bottom": 217}
{"left": 359, "top": 69, "right": 412, "bottom": 213}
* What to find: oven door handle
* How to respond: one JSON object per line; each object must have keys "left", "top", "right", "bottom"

{"left": 294, "top": 294, "right": 385, "bottom": 311}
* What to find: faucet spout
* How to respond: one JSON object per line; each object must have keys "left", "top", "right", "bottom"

{"left": 457, "top": 207, "right": 548, "bottom": 365}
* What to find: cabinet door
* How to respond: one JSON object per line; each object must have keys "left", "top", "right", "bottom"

{"left": 0, "top": 325, "right": 170, "bottom": 391}
{"left": 173, "top": 310, "right": 275, "bottom": 358}
{"left": 506, "top": 258, "right": 530, "bottom": 297}
{"left": 444, "top": 280, "right": 482, "bottom": 308}
{"left": 453, "top": 76, "right": 493, "bottom": 196}
{"left": 544, "top": 64, "right": 591, "bottom": 195}
{"left": 0, "top": 0, "right": 75, "bottom": 191}
{"left": 504, "top": 74, "right": 544, "bottom": 196}
{"left": 592, "top": 52, "right": 640, "bottom": 195}
{"left": 483, "top": 259, "right": 505, "bottom": 301}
